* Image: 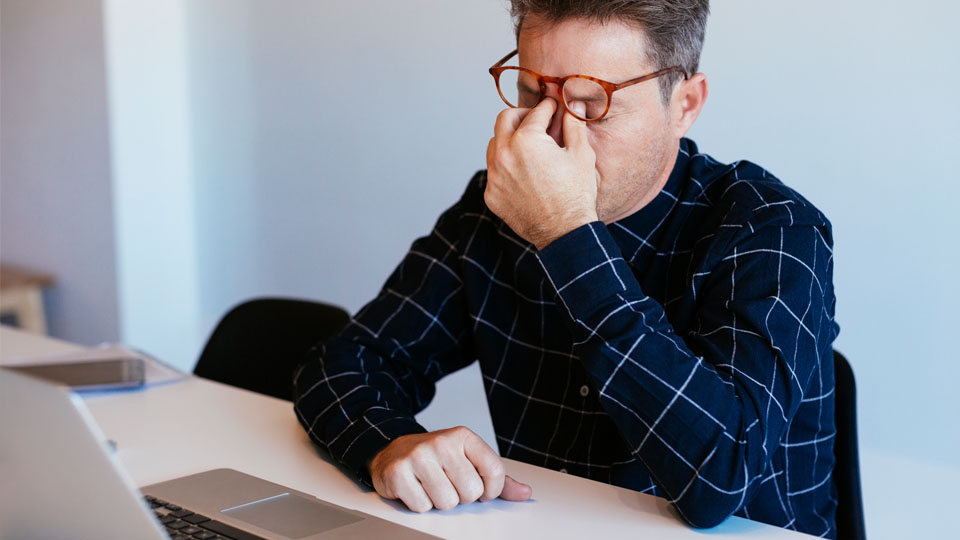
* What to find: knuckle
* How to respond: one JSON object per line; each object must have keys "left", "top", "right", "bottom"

{"left": 442, "top": 426, "right": 468, "bottom": 443}
{"left": 410, "top": 499, "right": 433, "bottom": 513}
{"left": 381, "top": 462, "right": 404, "bottom": 484}
{"left": 427, "top": 442, "right": 449, "bottom": 458}
{"left": 431, "top": 434, "right": 453, "bottom": 450}
{"left": 435, "top": 495, "right": 458, "bottom": 511}
{"left": 371, "top": 475, "right": 391, "bottom": 497}
{"left": 488, "top": 460, "right": 505, "bottom": 480}
{"left": 461, "top": 480, "right": 484, "bottom": 503}
{"left": 429, "top": 430, "right": 453, "bottom": 447}
{"left": 408, "top": 445, "right": 431, "bottom": 464}
{"left": 512, "top": 137, "right": 532, "bottom": 153}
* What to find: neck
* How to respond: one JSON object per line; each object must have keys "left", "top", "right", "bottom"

{"left": 602, "top": 139, "right": 679, "bottom": 225}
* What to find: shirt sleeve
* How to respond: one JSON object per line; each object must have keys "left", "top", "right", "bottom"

{"left": 535, "top": 219, "right": 835, "bottom": 528}
{"left": 293, "top": 181, "right": 478, "bottom": 487}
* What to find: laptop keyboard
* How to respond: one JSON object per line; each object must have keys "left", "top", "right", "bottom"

{"left": 145, "top": 495, "right": 267, "bottom": 540}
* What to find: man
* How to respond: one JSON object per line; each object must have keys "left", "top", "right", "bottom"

{"left": 295, "top": 1, "right": 839, "bottom": 537}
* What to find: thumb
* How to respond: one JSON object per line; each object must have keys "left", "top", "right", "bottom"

{"left": 562, "top": 102, "right": 589, "bottom": 150}
{"left": 498, "top": 475, "right": 533, "bottom": 501}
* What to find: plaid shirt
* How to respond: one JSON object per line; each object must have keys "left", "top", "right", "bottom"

{"left": 294, "top": 138, "right": 839, "bottom": 537}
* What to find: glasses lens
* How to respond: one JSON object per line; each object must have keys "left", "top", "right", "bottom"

{"left": 497, "top": 68, "right": 540, "bottom": 108}
{"left": 562, "top": 78, "right": 608, "bottom": 120}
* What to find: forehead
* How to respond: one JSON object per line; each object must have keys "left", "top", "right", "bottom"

{"left": 517, "top": 16, "right": 651, "bottom": 80}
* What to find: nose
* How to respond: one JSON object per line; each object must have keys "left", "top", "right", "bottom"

{"left": 542, "top": 85, "right": 566, "bottom": 147}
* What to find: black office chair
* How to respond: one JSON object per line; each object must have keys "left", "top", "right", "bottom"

{"left": 833, "top": 350, "right": 866, "bottom": 540}
{"left": 194, "top": 297, "right": 351, "bottom": 401}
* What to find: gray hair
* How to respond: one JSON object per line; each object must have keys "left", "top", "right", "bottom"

{"left": 509, "top": 0, "right": 709, "bottom": 103}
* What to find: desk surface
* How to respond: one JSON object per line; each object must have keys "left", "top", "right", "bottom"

{"left": 0, "top": 326, "right": 815, "bottom": 539}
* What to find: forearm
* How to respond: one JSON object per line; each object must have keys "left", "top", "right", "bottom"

{"left": 293, "top": 339, "right": 430, "bottom": 486}
{"left": 537, "top": 222, "right": 830, "bottom": 527}
{"left": 294, "top": 178, "right": 481, "bottom": 485}
{"left": 570, "top": 296, "right": 771, "bottom": 527}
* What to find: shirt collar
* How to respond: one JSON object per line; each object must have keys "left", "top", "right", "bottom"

{"left": 606, "top": 138, "right": 695, "bottom": 262}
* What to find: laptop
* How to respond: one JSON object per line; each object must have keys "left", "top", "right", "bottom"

{"left": 0, "top": 368, "right": 439, "bottom": 539}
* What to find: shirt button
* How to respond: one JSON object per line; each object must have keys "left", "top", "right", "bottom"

{"left": 579, "top": 385, "right": 590, "bottom": 397}
{"left": 559, "top": 468, "right": 568, "bottom": 474}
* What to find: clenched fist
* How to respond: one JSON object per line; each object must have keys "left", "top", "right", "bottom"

{"left": 485, "top": 97, "right": 600, "bottom": 250}
{"left": 368, "top": 426, "right": 532, "bottom": 512}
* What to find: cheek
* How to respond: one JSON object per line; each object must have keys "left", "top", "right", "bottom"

{"left": 586, "top": 125, "right": 619, "bottom": 162}
{"left": 587, "top": 125, "right": 634, "bottom": 175}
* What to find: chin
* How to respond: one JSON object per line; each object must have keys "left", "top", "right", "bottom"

{"left": 596, "top": 174, "right": 657, "bottom": 223}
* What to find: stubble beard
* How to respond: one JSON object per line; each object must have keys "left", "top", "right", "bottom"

{"left": 594, "top": 131, "right": 670, "bottom": 224}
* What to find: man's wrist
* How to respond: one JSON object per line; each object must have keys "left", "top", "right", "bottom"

{"left": 533, "top": 211, "right": 599, "bottom": 251}
{"left": 535, "top": 221, "right": 649, "bottom": 336}
{"left": 347, "top": 421, "right": 426, "bottom": 488}
{"left": 366, "top": 436, "right": 396, "bottom": 477}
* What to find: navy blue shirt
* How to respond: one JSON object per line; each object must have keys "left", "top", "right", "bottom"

{"left": 295, "top": 138, "right": 839, "bottom": 537}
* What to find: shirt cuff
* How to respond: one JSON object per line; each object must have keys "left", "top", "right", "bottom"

{"left": 334, "top": 409, "right": 428, "bottom": 488}
{"left": 536, "top": 222, "right": 646, "bottom": 332}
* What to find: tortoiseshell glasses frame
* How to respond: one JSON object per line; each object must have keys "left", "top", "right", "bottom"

{"left": 489, "top": 49, "right": 689, "bottom": 122}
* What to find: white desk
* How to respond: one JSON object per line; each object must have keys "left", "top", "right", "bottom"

{"left": 1, "top": 326, "right": 810, "bottom": 539}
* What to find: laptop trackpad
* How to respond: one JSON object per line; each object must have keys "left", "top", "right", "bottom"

{"left": 222, "top": 493, "right": 363, "bottom": 538}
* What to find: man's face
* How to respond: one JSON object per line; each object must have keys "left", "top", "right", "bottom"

{"left": 517, "top": 16, "right": 680, "bottom": 223}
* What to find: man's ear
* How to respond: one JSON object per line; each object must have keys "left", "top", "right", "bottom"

{"left": 670, "top": 73, "right": 708, "bottom": 139}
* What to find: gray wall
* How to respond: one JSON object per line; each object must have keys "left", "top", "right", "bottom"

{"left": 688, "top": 2, "right": 960, "bottom": 468}
{"left": 2, "top": 0, "right": 957, "bottom": 476}
{"left": 178, "top": 0, "right": 960, "bottom": 467}
{"left": 179, "top": 0, "right": 512, "bottom": 447}
{"left": 0, "top": 0, "right": 119, "bottom": 345}
{"left": 184, "top": 1, "right": 513, "bottom": 332}
{"left": 101, "top": 0, "right": 203, "bottom": 373}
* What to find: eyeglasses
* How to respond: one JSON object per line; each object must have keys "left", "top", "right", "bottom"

{"left": 489, "top": 49, "right": 689, "bottom": 122}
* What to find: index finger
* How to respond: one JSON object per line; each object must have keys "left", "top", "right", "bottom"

{"left": 517, "top": 96, "right": 557, "bottom": 133}
{"left": 462, "top": 431, "right": 506, "bottom": 501}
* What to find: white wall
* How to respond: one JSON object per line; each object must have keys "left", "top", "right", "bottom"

{"left": 689, "top": 1, "right": 960, "bottom": 468}
{"left": 2, "top": 0, "right": 956, "bottom": 483}
{"left": 177, "top": 1, "right": 960, "bottom": 467}
{"left": 180, "top": 1, "right": 514, "bottom": 445}
{"left": 101, "top": 0, "right": 203, "bottom": 369}
{"left": 0, "top": 0, "right": 119, "bottom": 346}
{"left": 183, "top": 1, "right": 513, "bottom": 332}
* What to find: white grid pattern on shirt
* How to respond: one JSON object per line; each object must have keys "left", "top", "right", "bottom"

{"left": 294, "top": 141, "right": 838, "bottom": 538}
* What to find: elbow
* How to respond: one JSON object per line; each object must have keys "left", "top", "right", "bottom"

{"left": 668, "top": 435, "right": 767, "bottom": 529}
{"left": 669, "top": 488, "right": 741, "bottom": 530}
{"left": 673, "top": 500, "right": 737, "bottom": 530}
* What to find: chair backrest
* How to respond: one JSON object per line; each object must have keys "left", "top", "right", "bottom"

{"left": 194, "top": 298, "right": 350, "bottom": 401}
{"left": 833, "top": 350, "right": 867, "bottom": 540}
